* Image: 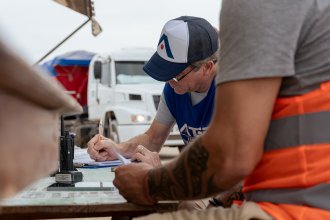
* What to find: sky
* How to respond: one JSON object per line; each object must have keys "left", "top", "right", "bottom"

{"left": 0, "top": 0, "right": 221, "bottom": 65}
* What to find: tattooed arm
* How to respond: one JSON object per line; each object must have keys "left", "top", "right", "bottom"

{"left": 113, "top": 78, "right": 281, "bottom": 204}
{"left": 148, "top": 138, "right": 220, "bottom": 200}
{"left": 146, "top": 78, "right": 282, "bottom": 201}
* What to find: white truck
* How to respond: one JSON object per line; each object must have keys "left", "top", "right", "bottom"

{"left": 43, "top": 48, "right": 183, "bottom": 148}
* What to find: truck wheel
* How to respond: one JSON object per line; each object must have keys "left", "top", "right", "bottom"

{"left": 108, "top": 119, "right": 119, "bottom": 143}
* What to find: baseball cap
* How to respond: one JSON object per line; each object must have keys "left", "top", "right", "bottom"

{"left": 143, "top": 16, "right": 218, "bottom": 82}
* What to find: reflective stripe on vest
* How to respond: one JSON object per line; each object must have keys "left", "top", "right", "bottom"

{"left": 265, "top": 110, "right": 330, "bottom": 151}
{"left": 244, "top": 81, "right": 330, "bottom": 210}
{"left": 245, "top": 183, "right": 330, "bottom": 210}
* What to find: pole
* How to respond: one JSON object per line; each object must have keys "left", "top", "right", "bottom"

{"left": 34, "top": 18, "right": 91, "bottom": 65}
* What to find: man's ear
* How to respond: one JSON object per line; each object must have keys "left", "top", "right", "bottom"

{"left": 203, "top": 60, "right": 215, "bottom": 76}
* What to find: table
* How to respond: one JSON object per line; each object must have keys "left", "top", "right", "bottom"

{"left": 0, "top": 168, "right": 178, "bottom": 219}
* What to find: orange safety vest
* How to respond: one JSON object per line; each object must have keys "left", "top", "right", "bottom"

{"left": 243, "top": 81, "right": 330, "bottom": 220}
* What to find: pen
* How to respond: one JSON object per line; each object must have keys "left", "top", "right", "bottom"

{"left": 98, "top": 119, "right": 130, "bottom": 165}
{"left": 97, "top": 120, "right": 107, "bottom": 154}
{"left": 98, "top": 120, "right": 103, "bottom": 136}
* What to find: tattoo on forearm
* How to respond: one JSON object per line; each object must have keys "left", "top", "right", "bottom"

{"left": 148, "top": 168, "right": 175, "bottom": 199}
{"left": 188, "top": 140, "right": 208, "bottom": 196}
{"left": 172, "top": 158, "right": 189, "bottom": 197}
{"left": 148, "top": 138, "right": 222, "bottom": 200}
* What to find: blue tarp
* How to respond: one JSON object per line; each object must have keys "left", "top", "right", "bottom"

{"left": 41, "top": 50, "right": 96, "bottom": 76}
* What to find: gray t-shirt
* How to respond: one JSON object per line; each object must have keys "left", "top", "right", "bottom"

{"left": 216, "top": 0, "right": 330, "bottom": 96}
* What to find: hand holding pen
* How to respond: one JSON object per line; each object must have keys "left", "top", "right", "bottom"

{"left": 87, "top": 120, "right": 130, "bottom": 164}
{"left": 87, "top": 120, "right": 116, "bottom": 161}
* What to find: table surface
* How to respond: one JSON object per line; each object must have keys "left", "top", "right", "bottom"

{"left": 0, "top": 168, "right": 178, "bottom": 219}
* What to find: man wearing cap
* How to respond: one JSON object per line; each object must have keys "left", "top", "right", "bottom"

{"left": 88, "top": 16, "right": 242, "bottom": 209}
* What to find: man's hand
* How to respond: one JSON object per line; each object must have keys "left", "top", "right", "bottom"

{"left": 87, "top": 134, "right": 122, "bottom": 161}
{"left": 113, "top": 162, "right": 157, "bottom": 205}
{"left": 131, "top": 145, "right": 162, "bottom": 168}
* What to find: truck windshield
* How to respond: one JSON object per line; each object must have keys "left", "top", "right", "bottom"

{"left": 115, "top": 61, "right": 162, "bottom": 84}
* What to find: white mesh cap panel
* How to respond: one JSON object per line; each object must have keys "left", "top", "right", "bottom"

{"left": 157, "top": 20, "right": 189, "bottom": 63}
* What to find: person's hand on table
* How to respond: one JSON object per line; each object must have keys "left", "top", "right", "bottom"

{"left": 113, "top": 162, "right": 157, "bottom": 205}
{"left": 87, "top": 134, "right": 122, "bottom": 161}
{"left": 131, "top": 145, "right": 162, "bottom": 168}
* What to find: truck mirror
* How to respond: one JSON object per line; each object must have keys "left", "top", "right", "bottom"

{"left": 94, "top": 61, "right": 102, "bottom": 79}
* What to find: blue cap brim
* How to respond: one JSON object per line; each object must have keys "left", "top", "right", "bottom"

{"left": 143, "top": 52, "right": 189, "bottom": 82}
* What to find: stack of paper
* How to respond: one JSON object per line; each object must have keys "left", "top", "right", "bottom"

{"left": 73, "top": 146, "right": 122, "bottom": 168}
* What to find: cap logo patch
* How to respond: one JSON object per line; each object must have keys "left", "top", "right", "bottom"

{"left": 158, "top": 34, "right": 174, "bottom": 59}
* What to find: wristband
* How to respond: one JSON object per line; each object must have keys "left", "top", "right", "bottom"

{"left": 209, "top": 197, "right": 225, "bottom": 207}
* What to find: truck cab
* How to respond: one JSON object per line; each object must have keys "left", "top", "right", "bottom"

{"left": 43, "top": 48, "right": 183, "bottom": 148}
{"left": 89, "top": 48, "right": 182, "bottom": 146}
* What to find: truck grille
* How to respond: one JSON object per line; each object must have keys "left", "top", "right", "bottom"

{"left": 153, "top": 95, "right": 160, "bottom": 110}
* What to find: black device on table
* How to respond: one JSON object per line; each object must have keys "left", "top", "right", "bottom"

{"left": 47, "top": 116, "right": 83, "bottom": 190}
{"left": 47, "top": 116, "right": 116, "bottom": 191}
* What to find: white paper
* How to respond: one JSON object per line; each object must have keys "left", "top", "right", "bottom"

{"left": 111, "top": 147, "right": 131, "bottom": 165}
{"left": 73, "top": 146, "right": 122, "bottom": 167}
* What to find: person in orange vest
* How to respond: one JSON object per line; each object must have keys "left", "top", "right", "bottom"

{"left": 113, "top": 0, "right": 330, "bottom": 219}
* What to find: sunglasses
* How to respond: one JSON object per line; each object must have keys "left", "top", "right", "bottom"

{"left": 171, "top": 66, "right": 196, "bottom": 82}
